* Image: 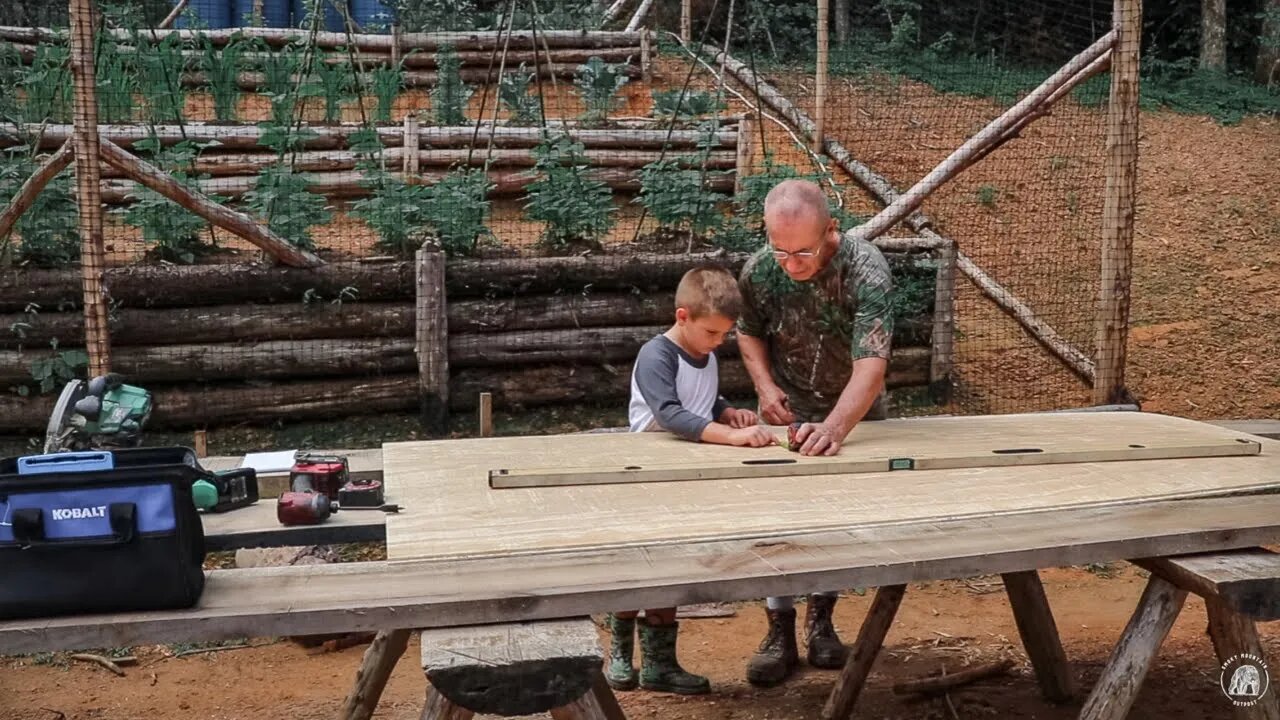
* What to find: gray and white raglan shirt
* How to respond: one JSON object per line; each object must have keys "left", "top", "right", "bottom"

{"left": 628, "top": 335, "right": 730, "bottom": 441}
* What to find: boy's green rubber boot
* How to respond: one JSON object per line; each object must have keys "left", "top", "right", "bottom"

{"left": 604, "top": 614, "right": 638, "bottom": 691}
{"left": 638, "top": 621, "right": 711, "bottom": 695}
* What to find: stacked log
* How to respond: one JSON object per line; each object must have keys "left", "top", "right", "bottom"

{"left": 0, "top": 123, "right": 740, "bottom": 204}
{"left": 0, "top": 248, "right": 943, "bottom": 432}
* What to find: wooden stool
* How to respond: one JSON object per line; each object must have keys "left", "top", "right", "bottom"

{"left": 822, "top": 570, "right": 1075, "bottom": 719}
{"left": 1080, "top": 548, "right": 1280, "bottom": 720}
{"left": 419, "top": 617, "right": 626, "bottom": 720}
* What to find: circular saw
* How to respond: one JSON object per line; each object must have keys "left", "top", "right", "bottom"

{"left": 43, "top": 374, "right": 153, "bottom": 454}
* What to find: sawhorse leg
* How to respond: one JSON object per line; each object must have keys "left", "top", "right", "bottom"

{"left": 341, "top": 628, "right": 413, "bottom": 720}
{"left": 821, "top": 585, "right": 907, "bottom": 720}
{"left": 1003, "top": 570, "right": 1076, "bottom": 703}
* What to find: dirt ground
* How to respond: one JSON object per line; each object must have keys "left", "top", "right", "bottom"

{"left": 3, "top": 564, "right": 1276, "bottom": 719}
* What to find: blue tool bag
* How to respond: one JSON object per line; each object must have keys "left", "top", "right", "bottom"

{"left": 0, "top": 448, "right": 208, "bottom": 620}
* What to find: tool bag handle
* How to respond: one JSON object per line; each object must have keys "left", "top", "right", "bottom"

{"left": 10, "top": 502, "right": 137, "bottom": 548}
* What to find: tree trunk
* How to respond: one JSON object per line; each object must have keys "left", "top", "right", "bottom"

{"left": 445, "top": 252, "right": 749, "bottom": 297}
{"left": 0, "top": 141, "right": 74, "bottom": 241}
{"left": 449, "top": 325, "right": 667, "bottom": 368}
{"left": 1200, "top": 0, "right": 1227, "bottom": 71}
{"left": 0, "top": 338, "right": 415, "bottom": 385}
{"left": 3, "top": 124, "right": 737, "bottom": 153}
{"left": 98, "top": 165, "right": 735, "bottom": 204}
{"left": 0, "top": 302, "right": 414, "bottom": 350}
{"left": 0, "top": 26, "right": 644, "bottom": 52}
{"left": 1259, "top": 0, "right": 1280, "bottom": 85}
{"left": 449, "top": 292, "right": 674, "bottom": 334}
{"left": 179, "top": 62, "right": 641, "bottom": 91}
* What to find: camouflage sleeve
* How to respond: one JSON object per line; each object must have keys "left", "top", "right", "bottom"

{"left": 736, "top": 254, "right": 767, "bottom": 338}
{"left": 849, "top": 244, "right": 894, "bottom": 361}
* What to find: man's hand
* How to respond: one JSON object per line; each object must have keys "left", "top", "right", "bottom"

{"left": 720, "top": 407, "right": 760, "bottom": 428}
{"left": 757, "top": 384, "right": 795, "bottom": 425}
{"left": 793, "top": 422, "right": 845, "bottom": 456}
{"left": 728, "top": 426, "right": 777, "bottom": 448}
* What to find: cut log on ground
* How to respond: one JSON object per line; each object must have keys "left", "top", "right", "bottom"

{"left": 98, "top": 139, "right": 322, "bottom": 268}
{"left": 892, "top": 659, "right": 1015, "bottom": 696}
{"left": 98, "top": 165, "right": 735, "bottom": 203}
{"left": 1, "top": 123, "right": 736, "bottom": 153}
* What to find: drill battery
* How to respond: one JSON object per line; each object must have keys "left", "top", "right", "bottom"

{"left": 338, "top": 478, "right": 384, "bottom": 508}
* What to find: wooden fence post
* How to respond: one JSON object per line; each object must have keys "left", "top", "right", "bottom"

{"left": 403, "top": 113, "right": 420, "bottom": 183}
{"left": 416, "top": 243, "right": 448, "bottom": 433}
{"left": 681, "top": 0, "right": 691, "bottom": 43}
{"left": 813, "top": 0, "right": 830, "bottom": 154}
{"left": 1094, "top": 0, "right": 1141, "bottom": 405}
{"left": 69, "top": 0, "right": 111, "bottom": 377}
{"left": 929, "top": 240, "right": 956, "bottom": 405}
{"left": 734, "top": 116, "right": 755, "bottom": 194}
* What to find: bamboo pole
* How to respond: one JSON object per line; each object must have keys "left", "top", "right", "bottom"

{"left": 98, "top": 140, "right": 324, "bottom": 268}
{"left": 848, "top": 31, "right": 1117, "bottom": 243}
{"left": 814, "top": 0, "right": 830, "bottom": 154}
{"left": 1094, "top": 0, "right": 1141, "bottom": 405}
{"left": 0, "top": 141, "right": 74, "bottom": 242}
{"left": 68, "top": 0, "right": 110, "bottom": 377}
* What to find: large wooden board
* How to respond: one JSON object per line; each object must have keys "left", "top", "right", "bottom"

{"left": 490, "top": 412, "right": 1258, "bottom": 488}
{"left": 3, "top": 493, "right": 1280, "bottom": 654}
{"left": 383, "top": 413, "right": 1277, "bottom": 562}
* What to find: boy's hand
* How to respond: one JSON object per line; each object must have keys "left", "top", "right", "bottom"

{"left": 720, "top": 407, "right": 760, "bottom": 428}
{"left": 728, "top": 426, "right": 777, "bottom": 448}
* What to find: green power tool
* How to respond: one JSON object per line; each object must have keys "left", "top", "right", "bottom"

{"left": 44, "top": 374, "right": 153, "bottom": 454}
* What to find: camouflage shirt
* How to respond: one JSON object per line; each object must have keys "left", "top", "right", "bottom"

{"left": 736, "top": 236, "right": 894, "bottom": 420}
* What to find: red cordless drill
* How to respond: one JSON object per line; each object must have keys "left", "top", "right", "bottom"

{"left": 277, "top": 452, "right": 346, "bottom": 526}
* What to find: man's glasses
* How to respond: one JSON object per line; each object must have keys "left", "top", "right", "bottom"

{"left": 772, "top": 246, "right": 822, "bottom": 261}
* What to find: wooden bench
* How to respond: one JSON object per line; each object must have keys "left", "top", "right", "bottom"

{"left": 1079, "top": 547, "right": 1280, "bottom": 720}
{"left": 419, "top": 618, "right": 625, "bottom": 719}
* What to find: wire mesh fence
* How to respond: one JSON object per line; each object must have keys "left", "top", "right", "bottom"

{"left": 0, "top": 0, "right": 1163, "bottom": 441}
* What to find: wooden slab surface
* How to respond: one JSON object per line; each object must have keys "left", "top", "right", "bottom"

{"left": 490, "top": 412, "right": 1259, "bottom": 488}
{"left": 383, "top": 413, "right": 1278, "bottom": 562}
{"left": 1135, "top": 548, "right": 1280, "bottom": 621}
{"left": 4, "top": 493, "right": 1280, "bottom": 654}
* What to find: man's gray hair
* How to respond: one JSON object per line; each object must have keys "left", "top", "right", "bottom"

{"left": 763, "top": 179, "right": 831, "bottom": 225}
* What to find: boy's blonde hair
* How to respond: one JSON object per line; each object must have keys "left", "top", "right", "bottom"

{"left": 675, "top": 264, "right": 742, "bottom": 320}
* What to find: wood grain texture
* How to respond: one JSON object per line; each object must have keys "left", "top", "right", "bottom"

{"left": 421, "top": 618, "right": 601, "bottom": 715}
{"left": 1001, "top": 571, "right": 1075, "bottom": 702}
{"left": 822, "top": 585, "right": 906, "bottom": 720}
{"left": 386, "top": 413, "right": 1276, "bottom": 561}
{"left": 1078, "top": 575, "right": 1187, "bottom": 720}
{"left": 1135, "top": 548, "right": 1280, "bottom": 621}
{"left": 340, "top": 629, "right": 411, "bottom": 720}
{"left": 3, "top": 493, "right": 1280, "bottom": 654}
{"left": 1206, "top": 598, "right": 1280, "bottom": 720}
{"left": 420, "top": 687, "right": 474, "bottom": 720}
{"left": 549, "top": 675, "right": 628, "bottom": 720}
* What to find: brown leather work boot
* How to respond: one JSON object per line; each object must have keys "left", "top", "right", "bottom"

{"left": 746, "top": 608, "right": 799, "bottom": 686}
{"left": 804, "top": 594, "right": 849, "bottom": 668}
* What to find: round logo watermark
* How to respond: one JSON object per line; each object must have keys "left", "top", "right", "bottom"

{"left": 1221, "top": 653, "right": 1270, "bottom": 707}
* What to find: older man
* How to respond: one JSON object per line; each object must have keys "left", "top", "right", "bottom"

{"left": 735, "top": 178, "right": 894, "bottom": 686}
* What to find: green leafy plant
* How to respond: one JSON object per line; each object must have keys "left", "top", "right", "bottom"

{"left": 314, "top": 52, "right": 354, "bottom": 124}
{"left": 635, "top": 158, "right": 726, "bottom": 239}
{"left": 20, "top": 44, "right": 71, "bottom": 123}
{"left": 976, "top": 184, "right": 998, "bottom": 207}
{"left": 350, "top": 169, "right": 428, "bottom": 255}
{"left": 136, "top": 32, "right": 187, "bottom": 123}
{"left": 420, "top": 168, "right": 494, "bottom": 255}
{"left": 574, "top": 56, "right": 628, "bottom": 126}
{"left": 370, "top": 60, "right": 405, "bottom": 123}
{"left": 201, "top": 36, "right": 246, "bottom": 122}
{"left": 651, "top": 89, "right": 725, "bottom": 123}
{"left": 498, "top": 63, "right": 541, "bottom": 126}
{"left": 260, "top": 42, "right": 304, "bottom": 125}
{"left": 118, "top": 137, "right": 214, "bottom": 264}
{"left": 28, "top": 343, "right": 89, "bottom": 396}
{"left": 0, "top": 150, "right": 79, "bottom": 268}
{"left": 431, "top": 45, "right": 472, "bottom": 125}
{"left": 243, "top": 166, "right": 331, "bottom": 250}
{"left": 523, "top": 134, "right": 616, "bottom": 250}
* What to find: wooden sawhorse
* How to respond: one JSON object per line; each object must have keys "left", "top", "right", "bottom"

{"left": 821, "top": 570, "right": 1075, "bottom": 719}
{"left": 1080, "top": 547, "right": 1280, "bottom": 720}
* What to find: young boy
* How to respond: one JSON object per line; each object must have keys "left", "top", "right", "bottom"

{"left": 606, "top": 265, "right": 775, "bottom": 695}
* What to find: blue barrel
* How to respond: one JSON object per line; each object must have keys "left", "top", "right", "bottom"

{"left": 175, "top": 0, "right": 232, "bottom": 29}
{"left": 292, "top": 0, "right": 345, "bottom": 31}
{"left": 233, "top": 0, "right": 291, "bottom": 26}
{"left": 348, "top": 0, "right": 395, "bottom": 30}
